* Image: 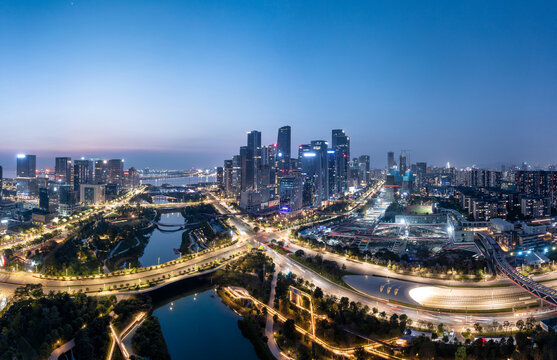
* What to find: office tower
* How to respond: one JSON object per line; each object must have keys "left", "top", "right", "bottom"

{"left": 298, "top": 144, "right": 311, "bottom": 169}
{"left": 416, "top": 162, "right": 427, "bottom": 187}
{"left": 94, "top": 160, "right": 109, "bottom": 184}
{"left": 349, "top": 158, "right": 361, "bottom": 188}
{"left": 80, "top": 184, "right": 106, "bottom": 205}
{"left": 239, "top": 146, "right": 251, "bottom": 191}
{"left": 301, "top": 140, "right": 328, "bottom": 207}
{"left": 279, "top": 176, "right": 303, "bottom": 213}
{"left": 107, "top": 159, "right": 124, "bottom": 185}
{"left": 223, "top": 160, "right": 233, "bottom": 196}
{"left": 331, "top": 129, "right": 350, "bottom": 195}
{"left": 247, "top": 130, "right": 261, "bottom": 189}
{"left": 216, "top": 167, "right": 224, "bottom": 190}
{"left": 232, "top": 155, "right": 242, "bottom": 196}
{"left": 359, "top": 155, "right": 371, "bottom": 185}
{"left": 399, "top": 152, "right": 407, "bottom": 174}
{"left": 277, "top": 126, "right": 291, "bottom": 172}
{"left": 55, "top": 157, "right": 72, "bottom": 184}
{"left": 124, "top": 167, "right": 140, "bottom": 189}
{"left": 74, "top": 159, "right": 93, "bottom": 192}
{"left": 39, "top": 188, "right": 49, "bottom": 211}
{"left": 0, "top": 165, "right": 2, "bottom": 202}
{"left": 327, "top": 149, "right": 337, "bottom": 197}
{"left": 387, "top": 152, "right": 395, "bottom": 169}
{"left": 59, "top": 184, "right": 77, "bottom": 216}
{"left": 16, "top": 154, "right": 36, "bottom": 178}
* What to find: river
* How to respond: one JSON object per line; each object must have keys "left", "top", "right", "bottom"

{"left": 138, "top": 212, "right": 185, "bottom": 267}
{"left": 153, "top": 288, "right": 260, "bottom": 360}
{"left": 140, "top": 175, "right": 215, "bottom": 187}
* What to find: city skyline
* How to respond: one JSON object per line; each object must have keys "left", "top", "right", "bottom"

{"left": 2, "top": 1, "right": 557, "bottom": 169}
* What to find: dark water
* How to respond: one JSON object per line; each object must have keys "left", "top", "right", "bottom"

{"left": 140, "top": 175, "right": 215, "bottom": 187}
{"left": 153, "top": 288, "right": 260, "bottom": 360}
{"left": 138, "top": 212, "right": 184, "bottom": 267}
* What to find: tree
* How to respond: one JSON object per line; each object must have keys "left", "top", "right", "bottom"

{"left": 283, "top": 319, "right": 296, "bottom": 341}
{"left": 354, "top": 346, "right": 367, "bottom": 360}
{"left": 516, "top": 319, "right": 525, "bottom": 331}
{"left": 473, "top": 322, "right": 482, "bottom": 334}
{"left": 314, "top": 287, "right": 323, "bottom": 299}
{"left": 455, "top": 346, "right": 467, "bottom": 360}
{"left": 295, "top": 249, "right": 305, "bottom": 257}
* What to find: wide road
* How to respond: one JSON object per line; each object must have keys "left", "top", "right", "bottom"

{"left": 208, "top": 194, "right": 557, "bottom": 331}
{"left": 0, "top": 240, "right": 247, "bottom": 295}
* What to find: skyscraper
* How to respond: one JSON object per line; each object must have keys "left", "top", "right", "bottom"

{"left": 216, "top": 167, "right": 224, "bottom": 190}
{"left": 399, "top": 152, "right": 407, "bottom": 174}
{"left": 74, "top": 159, "right": 93, "bottom": 192}
{"left": 16, "top": 154, "right": 36, "bottom": 178}
{"left": 331, "top": 129, "right": 350, "bottom": 195}
{"left": 247, "top": 130, "right": 261, "bottom": 189}
{"left": 39, "top": 187, "right": 49, "bottom": 211}
{"left": 359, "top": 155, "right": 371, "bottom": 185}
{"left": 0, "top": 165, "right": 2, "bottom": 202}
{"left": 55, "top": 157, "right": 72, "bottom": 184}
{"left": 94, "top": 160, "right": 108, "bottom": 184}
{"left": 327, "top": 149, "right": 337, "bottom": 197}
{"left": 239, "top": 146, "right": 251, "bottom": 191}
{"left": 301, "top": 140, "right": 329, "bottom": 206}
{"left": 277, "top": 126, "right": 291, "bottom": 172}
{"left": 387, "top": 152, "right": 395, "bottom": 169}
{"left": 223, "top": 159, "right": 233, "bottom": 196}
{"left": 107, "top": 159, "right": 124, "bottom": 185}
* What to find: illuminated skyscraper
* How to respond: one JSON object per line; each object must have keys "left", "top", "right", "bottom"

{"left": 247, "top": 130, "right": 261, "bottom": 189}
{"left": 331, "top": 129, "right": 350, "bottom": 195}
{"left": 74, "top": 159, "right": 93, "bottom": 192}
{"left": 277, "top": 126, "right": 291, "bottom": 172}
{"left": 55, "top": 157, "right": 72, "bottom": 184}
{"left": 16, "top": 154, "right": 36, "bottom": 178}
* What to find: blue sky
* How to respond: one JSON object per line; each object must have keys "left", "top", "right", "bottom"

{"left": 1, "top": 0, "right": 556, "bottom": 170}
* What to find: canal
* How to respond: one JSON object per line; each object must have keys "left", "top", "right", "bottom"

{"left": 138, "top": 212, "right": 185, "bottom": 267}
{"left": 152, "top": 287, "right": 260, "bottom": 360}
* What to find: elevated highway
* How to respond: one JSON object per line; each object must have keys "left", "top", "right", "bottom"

{"left": 478, "top": 233, "right": 557, "bottom": 307}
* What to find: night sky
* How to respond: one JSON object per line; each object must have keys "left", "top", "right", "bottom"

{"left": 1, "top": 0, "right": 556, "bottom": 171}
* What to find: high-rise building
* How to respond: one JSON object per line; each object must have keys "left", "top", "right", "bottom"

{"left": 16, "top": 154, "right": 36, "bottom": 178}
{"left": 55, "top": 157, "right": 72, "bottom": 184}
{"left": 59, "top": 184, "right": 77, "bottom": 216}
{"left": 359, "top": 155, "right": 371, "bottom": 185}
{"left": 232, "top": 155, "right": 242, "bottom": 196}
{"left": 123, "top": 167, "right": 140, "bottom": 189}
{"left": 515, "top": 170, "right": 557, "bottom": 207}
{"left": 216, "top": 167, "right": 224, "bottom": 190}
{"left": 94, "top": 160, "right": 108, "bottom": 184}
{"left": 247, "top": 131, "right": 261, "bottom": 189}
{"left": 239, "top": 146, "right": 251, "bottom": 191}
{"left": 301, "top": 140, "right": 329, "bottom": 207}
{"left": 327, "top": 150, "right": 337, "bottom": 197}
{"left": 277, "top": 126, "right": 291, "bottom": 172}
{"left": 223, "top": 160, "right": 233, "bottom": 196}
{"left": 387, "top": 152, "right": 395, "bottom": 170}
{"left": 399, "top": 152, "right": 407, "bottom": 174}
{"left": 279, "top": 176, "right": 303, "bottom": 213}
{"left": 74, "top": 159, "right": 93, "bottom": 192}
{"left": 0, "top": 165, "right": 2, "bottom": 202}
{"left": 80, "top": 184, "right": 106, "bottom": 205}
{"left": 331, "top": 130, "right": 350, "bottom": 195}
{"left": 39, "top": 187, "right": 49, "bottom": 211}
{"left": 107, "top": 159, "right": 124, "bottom": 185}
